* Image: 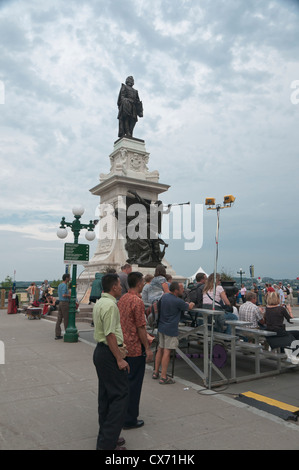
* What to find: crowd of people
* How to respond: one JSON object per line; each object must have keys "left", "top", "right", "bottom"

{"left": 25, "top": 280, "right": 59, "bottom": 318}
{"left": 88, "top": 264, "right": 299, "bottom": 450}
{"left": 17, "top": 266, "right": 298, "bottom": 450}
{"left": 262, "top": 282, "right": 294, "bottom": 314}
{"left": 23, "top": 278, "right": 71, "bottom": 337}
{"left": 237, "top": 285, "right": 299, "bottom": 351}
{"left": 91, "top": 264, "right": 196, "bottom": 450}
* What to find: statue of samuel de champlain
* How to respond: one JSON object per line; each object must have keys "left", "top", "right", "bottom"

{"left": 117, "top": 76, "right": 143, "bottom": 138}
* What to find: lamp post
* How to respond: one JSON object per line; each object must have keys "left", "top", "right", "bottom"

{"left": 237, "top": 268, "right": 245, "bottom": 286}
{"left": 205, "top": 195, "right": 236, "bottom": 310}
{"left": 205, "top": 195, "right": 235, "bottom": 389}
{"left": 57, "top": 206, "right": 95, "bottom": 343}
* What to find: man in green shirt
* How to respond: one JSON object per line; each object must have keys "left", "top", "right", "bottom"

{"left": 93, "top": 273, "right": 130, "bottom": 450}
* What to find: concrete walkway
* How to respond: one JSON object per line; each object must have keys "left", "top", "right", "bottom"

{"left": 1, "top": 308, "right": 299, "bottom": 450}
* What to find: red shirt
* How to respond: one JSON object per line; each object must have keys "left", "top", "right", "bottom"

{"left": 118, "top": 292, "right": 146, "bottom": 357}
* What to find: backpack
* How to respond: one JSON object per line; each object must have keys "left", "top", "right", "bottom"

{"left": 187, "top": 284, "right": 203, "bottom": 308}
{"left": 89, "top": 274, "right": 103, "bottom": 301}
{"left": 146, "top": 298, "right": 161, "bottom": 329}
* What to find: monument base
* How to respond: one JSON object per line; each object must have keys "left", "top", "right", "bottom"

{"left": 77, "top": 258, "right": 185, "bottom": 302}
{"left": 77, "top": 136, "right": 186, "bottom": 300}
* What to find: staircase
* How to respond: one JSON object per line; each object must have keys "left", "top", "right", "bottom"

{"left": 40, "top": 303, "right": 94, "bottom": 324}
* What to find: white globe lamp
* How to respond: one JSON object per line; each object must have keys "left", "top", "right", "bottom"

{"left": 57, "top": 227, "right": 68, "bottom": 239}
{"left": 85, "top": 230, "right": 96, "bottom": 241}
{"left": 72, "top": 206, "right": 85, "bottom": 217}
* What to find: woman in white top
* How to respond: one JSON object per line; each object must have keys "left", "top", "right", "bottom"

{"left": 202, "top": 273, "right": 237, "bottom": 334}
{"left": 240, "top": 284, "right": 247, "bottom": 303}
{"left": 202, "top": 273, "right": 230, "bottom": 309}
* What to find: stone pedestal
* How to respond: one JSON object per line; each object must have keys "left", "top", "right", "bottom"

{"left": 77, "top": 137, "right": 181, "bottom": 298}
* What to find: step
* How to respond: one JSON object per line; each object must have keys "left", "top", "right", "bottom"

{"left": 41, "top": 314, "right": 93, "bottom": 324}
{"left": 39, "top": 305, "right": 94, "bottom": 324}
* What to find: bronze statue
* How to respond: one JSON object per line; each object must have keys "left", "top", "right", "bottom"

{"left": 124, "top": 190, "right": 170, "bottom": 267}
{"left": 117, "top": 76, "right": 143, "bottom": 138}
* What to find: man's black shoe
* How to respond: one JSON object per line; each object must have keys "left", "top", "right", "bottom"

{"left": 123, "top": 420, "right": 144, "bottom": 430}
{"left": 55, "top": 335, "right": 63, "bottom": 340}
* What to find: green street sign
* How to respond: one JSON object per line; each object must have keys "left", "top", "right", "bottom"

{"left": 64, "top": 243, "right": 89, "bottom": 264}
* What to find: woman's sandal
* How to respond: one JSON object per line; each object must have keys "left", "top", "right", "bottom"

{"left": 152, "top": 371, "right": 160, "bottom": 379}
{"left": 159, "top": 377, "right": 175, "bottom": 385}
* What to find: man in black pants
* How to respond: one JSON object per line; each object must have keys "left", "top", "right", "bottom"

{"left": 118, "top": 271, "right": 153, "bottom": 429}
{"left": 93, "top": 274, "right": 130, "bottom": 450}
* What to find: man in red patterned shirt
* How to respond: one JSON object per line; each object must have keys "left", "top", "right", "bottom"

{"left": 118, "top": 271, "right": 153, "bottom": 430}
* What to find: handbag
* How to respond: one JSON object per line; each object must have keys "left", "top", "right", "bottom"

{"left": 206, "top": 293, "right": 233, "bottom": 313}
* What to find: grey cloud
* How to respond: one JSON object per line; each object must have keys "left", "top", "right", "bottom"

{"left": 0, "top": 0, "right": 298, "bottom": 280}
{"left": 0, "top": 52, "right": 77, "bottom": 107}
{"left": 30, "top": 6, "right": 62, "bottom": 24}
{"left": 0, "top": 18, "right": 29, "bottom": 51}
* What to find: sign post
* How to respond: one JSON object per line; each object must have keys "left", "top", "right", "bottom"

{"left": 64, "top": 243, "right": 90, "bottom": 264}
{"left": 57, "top": 207, "right": 95, "bottom": 343}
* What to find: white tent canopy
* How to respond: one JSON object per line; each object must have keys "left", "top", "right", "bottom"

{"left": 189, "top": 266, "right": 208, "bottom": 282}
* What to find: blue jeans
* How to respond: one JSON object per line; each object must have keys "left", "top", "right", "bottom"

{"left": 202, "top": 304, "right": 237, "bottom": 335}
{"left": 220, "top": 311, "right": 238, "bottom": 334}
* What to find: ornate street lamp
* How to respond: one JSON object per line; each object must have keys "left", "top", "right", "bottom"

{"left": 57, "top": 206, "right": 95, "bottom": 343}
{"left": 237, "top": 268, "right": 245, "bottom": 285}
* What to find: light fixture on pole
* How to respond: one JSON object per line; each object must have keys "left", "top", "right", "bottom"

{"left": 57, "top": 206, "right": 95, "bottom": 343}
{"left": 205, "top": 195, "right": 235, "bottom": 309}
{"left": 237, "top": 268, "right": 245, "bottom": 285}
{"left": 205, "top": 194, "right": 235, "bottom": 389}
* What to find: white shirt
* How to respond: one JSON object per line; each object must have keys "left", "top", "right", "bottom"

{"left": 203, "top": 285, "right": 224, "bottom": 305}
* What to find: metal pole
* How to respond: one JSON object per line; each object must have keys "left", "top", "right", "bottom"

{"left": 208, "top": 205, "right": 220, "bottom": 389}
{"left": 64, "top": 217, "right": 80, "bottom": 343}
{"left": 212, "top": 206, "right": 220, "bottom": 311}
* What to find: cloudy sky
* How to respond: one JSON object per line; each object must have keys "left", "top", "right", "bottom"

{"left": 0, "top": 0, "right": 298, "bottom": 283}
